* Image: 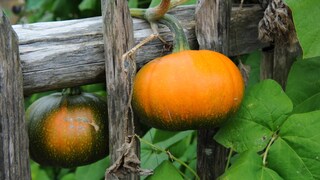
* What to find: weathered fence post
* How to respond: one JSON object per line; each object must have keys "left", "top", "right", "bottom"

{"left": 0, "top": 11, "right": 31, "bottom": 180}
{"left": 101, "top": 0, "right": 139, "bottom": 179}
{"left": 195, "top": 0, "right": 231, "bottom": 179}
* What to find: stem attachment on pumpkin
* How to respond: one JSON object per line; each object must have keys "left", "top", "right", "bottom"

{"left": 159, "top": 14, "right": 190, "bottom": 52}
{"left": 128, "top": 0, "right": 190, "bottom": 58}
{"left": 62, "top": 86, "right": 82, "bottom": 96}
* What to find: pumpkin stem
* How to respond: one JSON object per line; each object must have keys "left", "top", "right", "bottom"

{"left": 159, "top": 14, "right": 190, "bottom": 52}
{"left": 169, "top": 0, "right": 190, "bottom": 9}
{"left": 62, "top": 87, "right": 82, "bottom": 96}
{"left": 129, "top": 0, "right": 190, "bottom": 53}
{"left": 130, "top": 0, "right": 170, "bottom": 21}
{"left": 146, "top": 0, "right": 170, "bottom": 22}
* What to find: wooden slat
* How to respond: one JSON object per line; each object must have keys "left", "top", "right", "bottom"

{"left": 0, "top": 11, "right": 31, "bottom": 180}
{"left": 101, "top": 0, "right": 139, "bottom": 179}
{"left": 12, "top": 5, "right": 266, "bottom": 95}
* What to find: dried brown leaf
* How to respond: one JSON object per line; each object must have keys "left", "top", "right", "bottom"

{"left": 105, "top": 137, "right": 153, "bottom": 180}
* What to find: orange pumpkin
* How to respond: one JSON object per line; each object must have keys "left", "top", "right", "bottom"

{"left": 132, "top": 50, "right": 244, "bottom": 130}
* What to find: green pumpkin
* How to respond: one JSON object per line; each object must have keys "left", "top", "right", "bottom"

{"left": 26, "top": 87, "right": 108, "bottom": 168}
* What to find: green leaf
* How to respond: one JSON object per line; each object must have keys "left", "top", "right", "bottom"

{"left": 284, "top": 0, "right": 320, "bottom": 59}
{"left": 60, "top": 173, "right": 76, "bottom": 180}
{"left": 293, "top": 92, "right": 320, "bottom": 113}
{"left": 128, "top": 0, "right": 139, "bottom": 8}
{"left": 268, "top": 111, "right": 320, "bottom": 180}
{"left": 79, "top": 0, "right": 97, "bottom": 11}
{"left": 286, "top": 57, "right": 320, "bottom": 106}
{"left": 219, "top": 151, "right": 283, "bottom": 180}
{"left": 143, "top": 128, "right": 194, "bottom": 150}
{"left": 169, "top": 132, "right": 195, "bottom": 159}
{"left": 215, "top": 80, "right": 293, "bottom": 153}
{"left": 34, "top": 171, "right": 51, "bottom": 180}
{"left": 75, "top": 156, "right": 110, "bottom": 180}
{"left": 141, "top": 128, "right": 193, "bottom": 171}
{"left": 149, "top": 0, "right": 162, "bottom": 7}
{"left": 51, "top": 0, "right": 80, "bottom": 20}
{"left": 184, "top": 158, "right": 197, "bottom": 179}
{"left": 30, "top": 162, "right": 49, "bottom": 180}
{"left": 26, "top": 0, "right": 48, "bottom": 10}
{"left": 57, "top": 169, "right": 74, "bottom": 180}
{"left": 146, "top": 160, "right": 183, "bottom": 180}
{"left": 141, "top": 148, "right": 168, "bottom": 174}
{"left": 239, "top": 50, "right": 261, "bottom": 89}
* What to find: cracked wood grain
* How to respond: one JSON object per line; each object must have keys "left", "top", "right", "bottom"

{"left": 0, "top": 11, "right": 31, "bottom": 180}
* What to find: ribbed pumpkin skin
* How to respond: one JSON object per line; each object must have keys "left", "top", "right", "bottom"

{"left": 26, "top": 92, "right": 108, "bottom": 168}
{"left": 132, "top": 50, "right": 244, "bottom": 130}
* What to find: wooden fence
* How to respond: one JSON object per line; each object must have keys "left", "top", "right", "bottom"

{"left": 1, "top": 0, "right": 296, "bottom": 179}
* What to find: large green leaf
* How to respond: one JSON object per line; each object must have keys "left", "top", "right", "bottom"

{"left": 267, "top": 111, "right": 320, "bottom": 179}
{"left": 284, "top": 0, "right": 320, "bottom": 59}
{"left": 293, "top": 92, "right": 320, "bottom": 113}
{"left": 286, "top": 57, "right": 320, "bottom": 106}
{"left": 145, "top": 160, "right": 183, "bottom": 180}
{"left": 218, "top": 151, "right": 283, "bottom": 180}
{"left": 215, "top": 80, "right": 293, "bottom": 153}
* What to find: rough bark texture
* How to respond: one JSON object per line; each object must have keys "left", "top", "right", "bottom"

{"left": 195, "top": 0, "right": 231, "bottom": 179}
{"left": 0, "top": 11, "right": 31, "bottom": 180}
{"left": 260, "top": 41, "right": 299, "bottom": 89}
{"left": 101, "top": 0, "right": 139, "bottom": 179}
{"left": 260, "top": 46, "right": 274, "bottom": 80}
{"left": 11, "top": 5, "right": 266, "bottom": 95}
{"left": 272, "top": 39, "right": 296, "bottom": 89}
{"left": 196, "top": 0, "right": 231, "bottom": 54}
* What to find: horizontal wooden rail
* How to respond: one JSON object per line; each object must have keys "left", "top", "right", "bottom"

{"left": 13, "top": 5, "right": 266, "bottom": 96}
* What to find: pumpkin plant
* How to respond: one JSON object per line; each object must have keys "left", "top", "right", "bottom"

{"left": 26, "top": 87, "right": 108, "bottom": 168}
{"left": 130, "top": 3, "right": 244, "bottom": 131}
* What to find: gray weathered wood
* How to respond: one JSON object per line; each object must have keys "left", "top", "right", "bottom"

{"left": 272, "top": 39, "right": 297, "bottom": 89}
{"left": 230, "top": 4, "right": 267, "bottom": 56}
{"left": 11, "top": 5, "right": 266, "bottom": 95}
{"left": 101, "top": 0, "right": 139, "bottom": 179}
{"left": 260, "top": 46, "right": 274, "bottom": 80}
{"left": 0, "top": 11, "right": 31, "bottom": 180}
{"left": 195, "top": 0, "right": 231, "bottom": 179}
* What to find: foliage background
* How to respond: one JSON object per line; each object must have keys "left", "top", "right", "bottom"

{"left": 2, "top": 0, "right": 320, "bottom": 179}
